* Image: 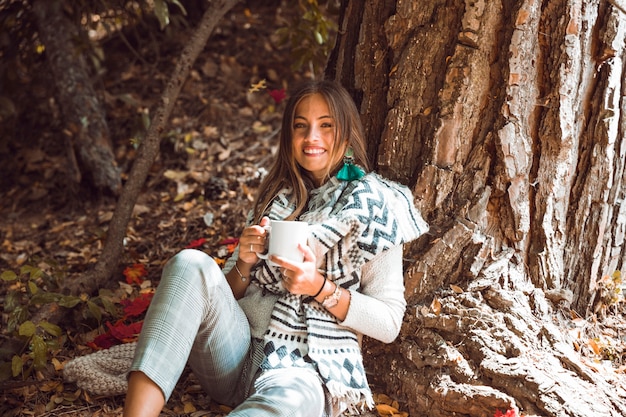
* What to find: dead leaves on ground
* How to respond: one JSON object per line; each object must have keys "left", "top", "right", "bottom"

{"left": 374, "top": 393, "right": 408, "bottom": 416}
{"left": 567, "top": 307, "right": 626, "bottom": 375}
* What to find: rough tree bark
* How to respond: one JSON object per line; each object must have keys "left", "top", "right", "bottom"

{"left": 328, "top": 1, "right": 626, "bottom": 416}
{"left": 71, "top": 0, "right": 241, "bottom": 295}
{"left": 32, "top": 0, "right": 121, "bottom": 194}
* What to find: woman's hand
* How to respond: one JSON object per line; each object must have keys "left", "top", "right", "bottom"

{"left": 270, "top": 243, "right": 322, "bottom": 296}
{"left": 238, "top": 217, "right": 270, "bottom": 265}
{"left": 227, "top": 217, "right": 270, "bottom": 299}
{"left": 272, "top": 241, "right": 350, "bottom": 321}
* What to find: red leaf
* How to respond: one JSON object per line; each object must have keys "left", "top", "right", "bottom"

{"left": 268, "top": 88, "right": 286, "bottom": 104}
{"left": 218, "top": 237, "right": 239, "bottom": 245}
{"left": 87, "top": 332, "right": 119, "bottom": 350}
{"left": 186, "top": 238, "right": 207, "bottom": 249}
{"left": 123, "top": 264, "right": 147, "bottom": 286}
{"left": 121, "top": 292, "right": 154, "bottom": 318}
{"left": 106, "top": 320, "right": 143, "bottom": 342}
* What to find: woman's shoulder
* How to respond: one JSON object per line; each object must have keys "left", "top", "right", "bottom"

{"left": 358, "top": 172, "right": 429, "bottom": 242}
{"left": 361, "top": 171, "right": 407, "bottom": 188}
{"left": 356, "top": 172, "right": 414, "bottom": 202}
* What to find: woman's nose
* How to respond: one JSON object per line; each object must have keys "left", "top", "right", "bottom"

{"left": 308, "top": 125, "right": 320, "bottom": 141}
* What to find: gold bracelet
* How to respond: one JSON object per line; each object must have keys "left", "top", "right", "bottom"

{"left": 322, "top": 283, "right": 342, "bottom": 309}
{"left": 234, "top": 263, "right": 248, "bottom": 282}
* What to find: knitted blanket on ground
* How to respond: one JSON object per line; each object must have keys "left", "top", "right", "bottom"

{"left": 253, "top": 173, "right": 428, "bottom": 412}
{"left": 63, "top": 342, "right": 136, "bottom": 396}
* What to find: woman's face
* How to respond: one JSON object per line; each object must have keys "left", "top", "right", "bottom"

{"left": 291, "top": 93, "right": 342, "bottom": 187}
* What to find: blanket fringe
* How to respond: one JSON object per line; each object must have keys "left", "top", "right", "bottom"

{"left": 326, "top": 380, "right": 375, "bottom": 413}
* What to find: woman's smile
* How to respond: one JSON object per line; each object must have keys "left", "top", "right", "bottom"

{"left": 303, "top": 146, "right": 326, "bottom": 156}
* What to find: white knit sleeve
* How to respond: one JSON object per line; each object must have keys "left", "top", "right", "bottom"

{"left": 340, "top": 244, "right": 406, "bottom": 343}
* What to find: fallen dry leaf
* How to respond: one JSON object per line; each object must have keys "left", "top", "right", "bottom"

{"left": 430, "top": 297, "right": 442, "bottom": 315}
{"left": 450, "top": 284, "right": 464, "bottom": 293}
{"left": 376, "top": 404, "right": 399, "bottom": 415}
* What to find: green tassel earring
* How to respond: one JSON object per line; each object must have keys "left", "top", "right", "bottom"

{"left": 336, "top": 147, "right": 365, "bottom": 181}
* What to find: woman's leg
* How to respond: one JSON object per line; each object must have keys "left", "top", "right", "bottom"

{"left": 228, "top": 368, "right": 326, "bottom": 417}
{"left": 124, "top": 371, "right": 165, "bottom": 417}
{"left": 124, "top": 249, "right": 251, "bottom": 415}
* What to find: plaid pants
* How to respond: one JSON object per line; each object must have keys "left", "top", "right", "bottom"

{"left": 129, "top": 249, "right": 326, "bottom": 417}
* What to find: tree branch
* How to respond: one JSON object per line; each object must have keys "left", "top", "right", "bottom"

{"left": 71, "top": 0, "right": 241, "bottom": 295}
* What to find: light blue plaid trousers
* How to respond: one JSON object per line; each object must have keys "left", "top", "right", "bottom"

{"left": 129, "top": 249, "right": 326, "bottom": 417}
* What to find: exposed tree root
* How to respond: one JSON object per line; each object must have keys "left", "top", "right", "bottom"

{"left": 365, "top": 284, "right": 626, "bottom": 417}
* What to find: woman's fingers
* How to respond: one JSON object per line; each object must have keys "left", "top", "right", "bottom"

{"left": 238, "top": 224, "right": 268, "bottom": 262}
{"left": 299, "top": 243, "right": 315, "bottom": 262}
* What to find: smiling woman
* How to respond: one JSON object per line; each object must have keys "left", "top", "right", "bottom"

{"left": 62, "top": 80, "right": 428, "bottom": 417}
{"left": 119, "top": 80, "right": 429, "bottom": 417}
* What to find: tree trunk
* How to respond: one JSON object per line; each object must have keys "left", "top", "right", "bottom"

{"left": 32, "top": 0, "right": 121, "bottom": 194}
{"left": 328, "top": 1, "right": 626, "bottom": 416}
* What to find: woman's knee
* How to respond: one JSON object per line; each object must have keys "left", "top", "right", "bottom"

{"left": 169, "top": 248, "right": 216, "bottom": 268}
{"left": 162, "top": 249, "right": 223, "bottom": 286}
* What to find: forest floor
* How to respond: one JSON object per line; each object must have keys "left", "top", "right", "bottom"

{"left": 1, "top": 2, "right": 625, "bottom": 417}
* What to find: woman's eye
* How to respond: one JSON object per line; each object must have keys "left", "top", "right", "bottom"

{"left": 293, "top": 123, "right": 306, "bottom": 129}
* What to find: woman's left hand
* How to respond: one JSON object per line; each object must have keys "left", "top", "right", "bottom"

{"left": 270, "top": 244, "right": 322, "bottom": 296}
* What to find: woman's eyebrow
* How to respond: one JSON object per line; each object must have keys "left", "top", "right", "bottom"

{"left": 294, "top": 114, "right": 333, "bottom": 120}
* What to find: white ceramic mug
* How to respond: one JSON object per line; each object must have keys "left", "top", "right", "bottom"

{"left": 257, "top": 220, "right": 309, "bottom": 264}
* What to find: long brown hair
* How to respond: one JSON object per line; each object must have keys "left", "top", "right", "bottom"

{"left": 252, "top": 80, "right": 370, "bottom": 223}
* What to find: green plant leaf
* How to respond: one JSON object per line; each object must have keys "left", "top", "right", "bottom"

{"left": 101, "top": 297, "right": 119, "bottom": 317}
{"left": 96, "top": 289, "right": 120, "bottom": 316}
{"left": 30, "top": 291, "right": 61, "bottom": 305}
{"left": 19, "top": 321, "right": 36, "bottom": 337}
{"left": 87, "top": 301, "right": 102, "bottom": 322}
{"left": 4, "top": 291, "right": 20, "bottom": 313}
{"left": 28, "top": 281, "right": 38, "bottom": 295}
{"left": 11, "top": 355, "right": 23, "bottom": 377}
{"left": 7, "top": 305, "right": 29, "bottom": 333}
{"left": 58, "top": 295, "right": 82, "bottom": 308}
{"left": 31, "top": 335, "right": 47, "bottom": 370}
{"left": 1, "top": 270, "right": 17, "bottom": 281}
{"left": 39, "top": 321, "right": 62, "bottom": 337}
{"left": 20, "top": 265, "right": 43, "bottom": 279}
{"left": 153, "top": 0, "right": 170, "bottom": 29}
